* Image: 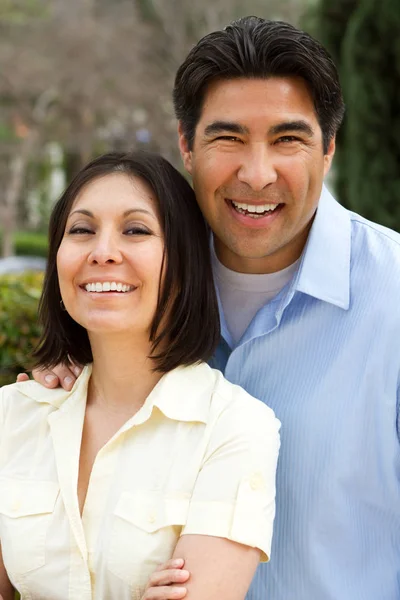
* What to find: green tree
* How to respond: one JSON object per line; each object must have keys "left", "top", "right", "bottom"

{"left": 302, "top": 0, "right": 359, "bottom": 207}
{"left": 342, "top": 0, "right": 400, "bottom": 230}
{"left": 305, "top": 0, "right": 400, "bottom": 231}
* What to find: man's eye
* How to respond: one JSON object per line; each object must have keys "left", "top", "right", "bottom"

{"left": 277, "top": 136, "right": 300, "bottom": 143}
{"left": 215, "top": 136, "right": 241, "bottom": 142}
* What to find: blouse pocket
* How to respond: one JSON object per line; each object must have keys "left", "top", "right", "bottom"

{"left": 108, "top": 490, "right": 189, "bottom": 591}
{"left": 0, "top": 478, "right": 59, "bottom": 576}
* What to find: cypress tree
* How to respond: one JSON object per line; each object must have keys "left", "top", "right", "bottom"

{"left": 342, "top": 0, "right": 400, "bottom": 230}
{"left": 302, "top": 0, "right": 359, "bottom": 206}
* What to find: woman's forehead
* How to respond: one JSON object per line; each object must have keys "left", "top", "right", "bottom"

{"left": 69, "top": 172, "right": 158, "bottom": 217}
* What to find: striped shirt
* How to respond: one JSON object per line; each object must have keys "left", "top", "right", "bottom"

{"left": 211, "top": 186, "right": 400, "bottom": 600}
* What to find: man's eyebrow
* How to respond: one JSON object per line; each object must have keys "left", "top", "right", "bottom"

{"left": 269, "top": 120, "right": 314, "bottom": 137}
{"left": 68, "top": 208, "right": 153, "bottom": 218}
{"left": 203, "top": 121, "right": 249, "bottom": 137}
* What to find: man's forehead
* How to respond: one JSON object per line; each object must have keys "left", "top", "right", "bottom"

{"left": 196, "top": 76, "right": 319, "bottom": 133}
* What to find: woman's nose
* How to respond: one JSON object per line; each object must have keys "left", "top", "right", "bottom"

{"left": 87, "top": 234, "right": 123, "bottom": 265}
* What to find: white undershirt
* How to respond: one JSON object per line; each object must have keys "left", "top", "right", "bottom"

{"left": 212, "top": 245, "right": 300, "bottom": 346}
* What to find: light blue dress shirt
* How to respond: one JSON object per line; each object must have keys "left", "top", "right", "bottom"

{"left": 210, "top": 186, "right": 400, "bottom": 600}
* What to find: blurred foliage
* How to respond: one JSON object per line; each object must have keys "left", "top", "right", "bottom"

{"left": 304, "top": 0, "right": 400, "bottom": 232}
{"left": 0, "top": 271, "right": 43, "bottom": 385}
{"left": 342, "top": 0, "right": 400, "bottom": 231}
{"left": 0, "top": 231, "right": 48, "bottom": 257}
{"left": 302, "top": 0, "right": 359, "bottom": 208}
{"left": 0, "top": 0, "right": 48, "bottom": 23}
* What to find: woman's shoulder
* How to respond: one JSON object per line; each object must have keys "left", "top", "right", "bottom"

{"left": 0, "top": 376, "right": 83, "bottom": 423}
{"left": 189, "top": 362, "right": 280, "bottom": 435}
{"left": 1, "top": 379, "right": 69, "bottom": 405}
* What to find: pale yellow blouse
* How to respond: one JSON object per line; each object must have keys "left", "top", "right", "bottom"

{"left": 0, "top": 362, "right": 280, "bottom": 600}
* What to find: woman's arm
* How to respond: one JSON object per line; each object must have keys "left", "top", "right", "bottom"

{"left": 168, "top": 389, "right": 280, "bottom": 599}
{"left": 0, "top": 545, "right": 14, "bottom": 600}
{"left": 172, "top": 535, "right": 260, "bottom": 600}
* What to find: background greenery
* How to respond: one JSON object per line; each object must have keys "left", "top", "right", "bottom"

{"left": 0, "top": 231, "right": 48, "bottom": 257}
{"left": 304, "top": 0, "right": 400, "bottom": 231}
{"left": 0, "top": 271, "right": 44, "bottom": 385}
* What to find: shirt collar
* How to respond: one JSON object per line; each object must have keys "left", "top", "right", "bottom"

{"left": 17, "top": 362, "right": 212, "bottom": 425}
{"left": 295, "top": 185, "right": 351, "bottom": 310}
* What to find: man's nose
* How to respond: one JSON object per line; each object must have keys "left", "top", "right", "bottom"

{"left": 87, "top": 233, "right": 123, "bottom": 265}
{"left": 237, "top": 144, "right": 278, "bottom": 191}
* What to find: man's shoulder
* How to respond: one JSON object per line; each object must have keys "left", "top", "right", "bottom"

{"left": 350, "top": 210, "right": 400, "bottom": 249}
{"left": 348, "top": 209, "right": 400, "bottom": 274}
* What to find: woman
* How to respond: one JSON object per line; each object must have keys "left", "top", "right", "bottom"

{"left": 0, "top": 152, "right": 280, "bottom": 600}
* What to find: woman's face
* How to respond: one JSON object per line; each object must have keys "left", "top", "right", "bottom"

{"left": 57, "top": 173, "right": 164, "bottom": 339}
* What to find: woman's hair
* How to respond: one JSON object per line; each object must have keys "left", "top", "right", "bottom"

{"left": 33, "top": 151, "right": 220, "bottom": 373}
{"left": 173, "top": 16, "right": 345, "bottom": 154}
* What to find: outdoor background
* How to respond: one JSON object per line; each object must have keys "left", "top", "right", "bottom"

{"left": 1, "top": 0, "right": 400, "bottom": 385}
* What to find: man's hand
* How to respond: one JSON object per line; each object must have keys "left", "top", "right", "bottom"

{"left": 142, "top": 558, "right": 189, "bottom": 599}
{"left": 16, "top": 363, "right": 82, "bottom": 391}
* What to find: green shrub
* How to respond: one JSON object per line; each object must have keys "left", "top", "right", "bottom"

{"left": 0, "top": 271, "right": 44, "bottom": 386}
{"left": 0, "top": 231, "right": 48, "bottom": 258}
{"left": 14, "top": 231, "right": 48, "bottom": 257}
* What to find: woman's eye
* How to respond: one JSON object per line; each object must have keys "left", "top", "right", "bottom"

{"left": 125, "top": 227, "right": 150, "bottom": 236}
{"left": 68, "top": 227, "right": 93, "bottom": 235}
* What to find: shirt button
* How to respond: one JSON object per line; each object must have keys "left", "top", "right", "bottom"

{"left": 148, "top": 513, "right": 156, "bottom": 524}
{"left": 250, "top": 473, "right": 264, "bottom": 491}
{"left": 12, "top": 500, "right": 21, "bottom": 513}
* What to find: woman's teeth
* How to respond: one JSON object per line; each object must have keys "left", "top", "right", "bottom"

{"left": 84, "top": 282, "right": 134, "bottom": 293}
{"left": 231, "top": 200, "right": 280, "bottom": 218}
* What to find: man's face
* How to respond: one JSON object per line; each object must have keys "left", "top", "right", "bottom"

{"left": 179, "top": 77, "right": 335, "bottom": 274}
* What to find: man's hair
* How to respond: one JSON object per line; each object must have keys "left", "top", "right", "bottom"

{"left": 33, "top": 151, "right": 220, "bottom": 373}
{"left": 173, "top": 16, "right": 345, "bottom": 154}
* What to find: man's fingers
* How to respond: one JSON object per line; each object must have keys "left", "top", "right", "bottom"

{"left": 153, "top": 558, "right": 185, "bottom": 573}
{"left": 147, "top": 568, "right": 189, "bottom": 588}
{"left": 16, "top": 373, "right": 30, "bottom": 382}
{"left": 142, "top": 585, "right": 187, "bottom": 600}
{"left": 31, "top": 364, "right": 82, "bottom": 391}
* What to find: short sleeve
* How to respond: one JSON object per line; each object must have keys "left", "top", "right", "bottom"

{"left": 0, "top": 387, "right": 5, "bottom": 456}
{"left": 181, "top": 388, "right": 281, "bottom": 561}
{"left": 0, "top": 388, "right": 4, "bottom": 438}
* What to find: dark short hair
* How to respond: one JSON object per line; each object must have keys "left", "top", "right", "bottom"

{"left": 173, "top": 16, "right": 345, "bottom": 154}
{"left": 33, "top": 151, "right": 220, "bottom": 373}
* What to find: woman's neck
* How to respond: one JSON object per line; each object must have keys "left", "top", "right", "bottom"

{"left": 87, "top": 333, "right": 163, "bottom": 417}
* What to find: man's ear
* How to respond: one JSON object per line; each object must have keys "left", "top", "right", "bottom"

{"left": 323, "top": 136, "right": 336, "bottom": 177}
{"left": 178, "top": 121, "right": 193, "bottom": 174}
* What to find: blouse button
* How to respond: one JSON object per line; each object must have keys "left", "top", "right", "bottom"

{"left": 250, "top": 473, "right": 264, "bottom": 491}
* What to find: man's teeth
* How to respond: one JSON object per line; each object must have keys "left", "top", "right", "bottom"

{"left": 231, "top": 200, "right": 279, "bottom": 217}
{"left": 84, "top": 282, "right": 134, "bottom": 293}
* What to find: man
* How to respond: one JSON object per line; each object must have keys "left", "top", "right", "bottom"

{"left": 25, "top": 17, "right": 400, "bottom": 600}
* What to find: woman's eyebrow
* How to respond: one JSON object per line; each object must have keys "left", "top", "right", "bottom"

{"left": 69, "top": 209, "right": 94, "bottom": 218}
{"left": 68, "top": 208, "right": 153, "bottom": 218}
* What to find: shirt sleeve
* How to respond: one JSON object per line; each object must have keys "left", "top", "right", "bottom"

{"left": 0, "top": 387, "right": 5, "bottom": 453}
{"left": 181, "top": 388, "right": 281, "bottom": 562}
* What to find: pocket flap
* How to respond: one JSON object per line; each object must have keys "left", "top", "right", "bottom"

{"left": 114, "top": 490, "right": 190, "bottom": 533}
{"left": 0, "top": 478, "right": 59, "bottom": 518}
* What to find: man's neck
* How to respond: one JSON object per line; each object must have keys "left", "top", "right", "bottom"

{"left": 214, "top": 212, "right": 315, "bottom": 274}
